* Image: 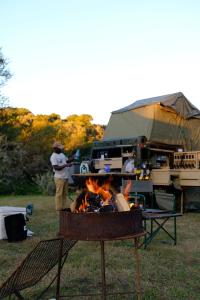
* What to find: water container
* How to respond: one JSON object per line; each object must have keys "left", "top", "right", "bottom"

{"left": 80, "top": 162, "right": 89, "bottom": 174}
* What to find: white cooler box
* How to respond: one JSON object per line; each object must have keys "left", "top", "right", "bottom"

{"left": 0, "top": 206, "right": 26, "bottom": 240}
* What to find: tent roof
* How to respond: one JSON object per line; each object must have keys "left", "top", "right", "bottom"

{"left": 112, "top": 92, "right": 200, "bottom": 119}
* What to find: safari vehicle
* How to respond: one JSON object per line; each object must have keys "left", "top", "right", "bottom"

{"left": 90, "top": 137, "right": 200, "bottom": 187}
{"left": 79, "top": 92, "right": 200, "bottom": 210}
{"left": 90, "top": 136, "right": 180, "bottom": 174}
{"left": 89, "top": 137, "right": 200, "bottom": 211}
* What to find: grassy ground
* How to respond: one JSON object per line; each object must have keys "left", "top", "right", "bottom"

{"left": 0, "top": 195, "right": 200, "bottom": 299}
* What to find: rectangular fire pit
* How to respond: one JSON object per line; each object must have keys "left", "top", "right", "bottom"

{"left": 59, "top": 209, "right": 143, "bottom": 241}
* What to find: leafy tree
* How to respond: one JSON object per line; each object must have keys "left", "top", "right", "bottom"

{"left": 61, "top": 114, "right": 104, "bottom": 151}
{"left": 0, "top": 106, "right": 105, "bottom": 194}
{"left": 0, "top": 107, "right": 33, "bottom": 140}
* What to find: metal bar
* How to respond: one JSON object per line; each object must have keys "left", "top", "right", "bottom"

{"left": 100, "top": 240, "right": 107, "bottom": 300}
{"left": 56, "top": 238, "right": 64, "bottom": 300}
{"left": 153, "top": 218, "right": 175, "bottom": 241}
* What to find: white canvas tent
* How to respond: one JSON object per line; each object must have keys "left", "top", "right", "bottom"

{"left": 104, "top": 92, "right": 200, "bottom": 150}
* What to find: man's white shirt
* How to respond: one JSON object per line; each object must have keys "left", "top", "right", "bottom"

{"left": 50, "top": 152, "right": 69, "bottom": 179}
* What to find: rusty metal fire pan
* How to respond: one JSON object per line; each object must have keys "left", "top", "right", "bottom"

{"left": 59, "top": 209, "right": 143, "bottom": 241}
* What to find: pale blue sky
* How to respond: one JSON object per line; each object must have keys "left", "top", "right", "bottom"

{"left": 1, "top": 0, "right": 200, "bottom": 124}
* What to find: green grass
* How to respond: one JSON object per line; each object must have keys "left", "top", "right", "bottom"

{"left": 0, "top": 195, "right": 200, "bottom": 299}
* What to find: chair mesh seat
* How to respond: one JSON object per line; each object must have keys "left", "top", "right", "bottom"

{"left": 0, "top": 238, "right": 76, "bottom": 299}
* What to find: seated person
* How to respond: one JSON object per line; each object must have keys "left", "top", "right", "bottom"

{"left": 123, "top": 156, "right": 135, "bottom": 173}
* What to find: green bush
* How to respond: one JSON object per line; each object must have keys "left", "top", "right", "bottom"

{"left": 36, "top": 171, "right": 55, "bottom": 196}
{"left": 0, "top": 179, "right": 40, "bottom": 195}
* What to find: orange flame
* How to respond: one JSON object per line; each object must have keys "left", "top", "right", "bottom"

{"left": 77, "top": 194, "right": 89, "bottom": 212}
{"left": 85, "top": 177, "right": 112, "bottom": 202}
{"left": 123, "top": 180, "right": 140, "bottom": 207}
{"left": 123, "top": 180, "right": 132, "bottom": 201}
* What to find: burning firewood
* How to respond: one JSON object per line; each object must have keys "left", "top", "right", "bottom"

{"left": 72, "top": 177, "right": 135, "bottom": 213}
{"left": 74, "top": 190, "right": 87, "bottom": 211}
{"left": 115, "top": 193, "right": 130, "bottom": 212}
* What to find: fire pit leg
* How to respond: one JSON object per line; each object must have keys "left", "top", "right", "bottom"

{"left": 134, "top": 237, "right": 142, "bottom": 300}
{"left": 100, "top": 240, "right": 107, "bottom": 300}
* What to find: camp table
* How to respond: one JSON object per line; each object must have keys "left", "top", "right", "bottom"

{"left": 141, "top": 209, "right": 182, "bottom": 248}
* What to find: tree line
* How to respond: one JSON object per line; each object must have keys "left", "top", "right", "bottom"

{"left": 0, "top": 49, "right": 105, "bottom": 194}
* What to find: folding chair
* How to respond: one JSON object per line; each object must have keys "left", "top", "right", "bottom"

{"left": 0, "top": 238, "right": 77, "bottom": 300}
{"left": 154, "top": 190, "right": 176, "bottom": 211}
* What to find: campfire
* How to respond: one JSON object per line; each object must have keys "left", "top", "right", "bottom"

{"left": 58, "top": 175, "right": 144, "bottom": 300}
{"left": 59, "top": 175, "right": 144, "bottom": 240}
{"left": 71, "top": 177, "right": 138, "bottom": 213}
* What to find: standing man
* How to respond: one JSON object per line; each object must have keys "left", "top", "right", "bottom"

{"left": 50, "top": 141, "right": 73, "bottom": 211}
